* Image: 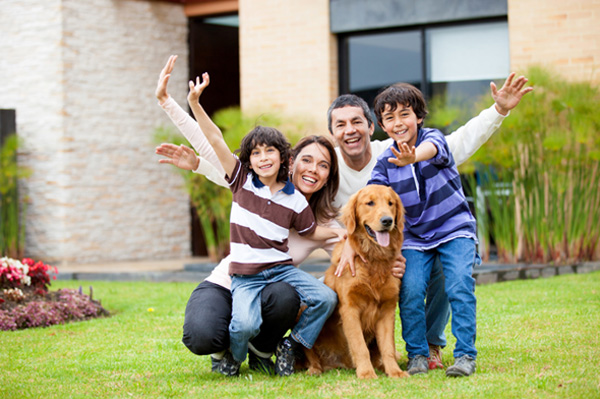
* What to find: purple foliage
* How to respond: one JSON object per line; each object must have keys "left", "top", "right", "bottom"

{"left": 0, "top": 288, "right": 109, "bottom": 331}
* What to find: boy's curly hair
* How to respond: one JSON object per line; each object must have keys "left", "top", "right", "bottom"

{"left": 236, "top": 126, "right": 291, "bottom": 183}
{"left": 373, "top": 83, "right": 428, "bottom": 129}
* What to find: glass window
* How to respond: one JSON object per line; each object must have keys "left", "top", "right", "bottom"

{"left": 347, "top": 30, "right": 423, "bottom": 114}
{"left": 340, "top": 20, "right": 509, "bottom": 120}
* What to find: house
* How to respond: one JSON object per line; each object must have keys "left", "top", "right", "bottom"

{"left": 0, "top": 0, "right": 597, "bottom": 266}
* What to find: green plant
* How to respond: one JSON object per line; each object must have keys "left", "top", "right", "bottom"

{"left": 431, "top": 67, "right": 600, "bottom": 264}
{"left": 0, "top": 134, "right": 30, "bottom": 258}
{"left": 155, "top": 107, "right": 308, "bottom": 261}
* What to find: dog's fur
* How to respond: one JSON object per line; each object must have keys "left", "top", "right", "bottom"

{"left": 302, "top": 185, "right": 408, "bottom": 379}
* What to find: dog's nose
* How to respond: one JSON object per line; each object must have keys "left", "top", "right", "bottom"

{"left": 381, "top": 216, "right": 393, "bottom": 228}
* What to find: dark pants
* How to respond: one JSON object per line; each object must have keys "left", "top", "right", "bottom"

{"left": 182, "top": 280, "right": 300, "bottom": 355}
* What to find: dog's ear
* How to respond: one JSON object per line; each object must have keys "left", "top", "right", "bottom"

{"left": 391, "top": 188, "right": 405, "bottom": 229}
{"left": 341, "top": 191, "right": 358, "bottom": 234}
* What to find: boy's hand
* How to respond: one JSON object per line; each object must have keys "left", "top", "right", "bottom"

{"left": 156, "top": 55, "right": 177, "bottom": 104}
{"left": 388, "top": 143, "right": 416, "bottom": 167}
{"left": 155, "top": 143, "right": 200, "bottom": 171}
{"left": 187, "top": 73, "right": 210, "bottom": 104}
{"left": 491, "top": 72, "right": 533, "bottom": 116}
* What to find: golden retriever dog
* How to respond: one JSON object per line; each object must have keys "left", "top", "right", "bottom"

{"left": 302, "top": 185, "right": 408, "bottom": 379}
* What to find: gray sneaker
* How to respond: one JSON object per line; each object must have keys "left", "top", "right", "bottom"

{"left": 446, "top": 355, "right": 476, "bottom": 377}
{"left": 407, "top": 355, "right": 428, "bottom": 375}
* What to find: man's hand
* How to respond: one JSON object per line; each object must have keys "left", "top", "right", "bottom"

{"left": 492, "top": 72, "right": 533, "bottom": 116}
{"left": 155, "top": 143, "right": 200, "bottom": 171}
{"left": 391, "top": 253, "right": 406, "bottom": 279}
{"left": 156, "top": 55, "right": 177, "bottom": 104}
{"left": 388, "top": 143, "right": 416, "bottom": 167}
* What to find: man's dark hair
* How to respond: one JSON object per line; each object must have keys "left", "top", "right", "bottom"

{"left": 327, "top": 94, "right": 374, "bottom": 134}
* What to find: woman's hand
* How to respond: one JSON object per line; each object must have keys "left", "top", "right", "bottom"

{"left": 187, "top": 73, "right": 210, "bottom": 104}
{"left": 156, "top": 55, "right": 177, "bottom": 104}
{"left": 155, "top": 143, "right": 200, "bottom": 171}
{"left": 335, "top": 238, "right": 366, "bottom": 277}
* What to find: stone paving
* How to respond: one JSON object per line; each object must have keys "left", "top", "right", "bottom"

{"left": 55, "top": 257, "right": 600, "bottom": 285}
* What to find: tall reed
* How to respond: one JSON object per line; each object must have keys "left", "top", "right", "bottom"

{"left": 463, "top": 67, "right": 600, "bottom": 264}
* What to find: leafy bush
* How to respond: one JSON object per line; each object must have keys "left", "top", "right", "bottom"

{"left": 0, "top": 288, "right": 109, "bottom": 331}
{"left": 431, "top": 66, "right": 600, "bottom": 263}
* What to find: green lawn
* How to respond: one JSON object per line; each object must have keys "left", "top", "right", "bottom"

{"left": 2, "top": 272, "right": 599, "bottom": 398}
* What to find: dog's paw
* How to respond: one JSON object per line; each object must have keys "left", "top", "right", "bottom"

{"left": 356, "top": 367, "right": 378, "bottom": 379}
{"left": 306, "top": 367, "right": 323, "bottom": 376}
{"left": 388, "top": 368, "right": 410, "bottom": 378}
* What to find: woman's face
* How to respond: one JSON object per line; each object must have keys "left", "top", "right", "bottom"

{"left": 291, "top": 143, "right": 332, "bottom": 199}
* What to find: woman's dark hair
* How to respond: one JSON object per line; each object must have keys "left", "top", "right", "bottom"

{"left": 237, "top": 126, "right": 291, "bottom": 183}
{"left": 292, "top": 135, "right": 339, "bottom": 224}
{"left": 373, "top": 83, "right": 428, "bottom": 129}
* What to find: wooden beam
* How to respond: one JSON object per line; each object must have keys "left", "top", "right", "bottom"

{"left": 184, "top": 0, "right": 238, "bottom": 16}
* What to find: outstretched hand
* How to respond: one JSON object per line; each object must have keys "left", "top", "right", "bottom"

{"left": 155, "top": 143, "right": 200, "bottom": 171}
{"left": 388, "top": 142, "right": 416, "bottom": 167}
{"left": 491, "top": 72, "right": 533, "bottom": 115}
{"left": 187, "top": 73, "right": 210, "bottom": 104}
{"left": 156, "top": 55, "right": 177, "bottom": 103}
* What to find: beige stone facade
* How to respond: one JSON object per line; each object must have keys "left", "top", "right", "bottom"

{"left": 1, "top": 0, "right": 598, "bottom": 266}
{"left": 508, "top": 0, "right": 600, "bottom": 85}
{"left": 0, "top": 0, "right": 191, "bottom": 264}
{"left": 238, "top": 0, "right": 337, "bottom": 133}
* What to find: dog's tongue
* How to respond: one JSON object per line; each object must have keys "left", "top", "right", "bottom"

{"left": 375, "top": 231, "right": 390, "bottom": 247}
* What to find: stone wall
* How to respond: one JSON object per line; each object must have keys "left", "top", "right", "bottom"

{"left": 508, "top": 0, "right": 600, "bottom": 85}
{"left": 239, "top": 0, "right": 337, "bottom": 133}
{"left": 0, "top": 0, "right": 192, "bottom": 264}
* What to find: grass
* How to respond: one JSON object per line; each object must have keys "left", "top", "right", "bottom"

{"left": 2, "top": 272, "right": 599, "bottom": 399}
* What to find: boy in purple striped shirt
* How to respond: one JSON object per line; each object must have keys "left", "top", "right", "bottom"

{"left": 368, "top": 83, "right": 479, "bottom": 377}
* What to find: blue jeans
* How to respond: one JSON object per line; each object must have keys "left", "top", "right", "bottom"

{"left": 229, "top": 264, "right": 337, "bottom": 362}
{"left": 425, "top": 257, "right": 450, "bottom": 347}
{"left": 400, "top": 237, "right": 478, "bottom": 359}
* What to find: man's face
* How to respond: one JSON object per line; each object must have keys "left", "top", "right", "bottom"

{"left": 329, "top": 106, "right": 374, "bottom": 163}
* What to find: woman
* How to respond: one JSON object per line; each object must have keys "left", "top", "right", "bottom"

{"left": 154, "top": 55, "right": 341, "bottom": 374}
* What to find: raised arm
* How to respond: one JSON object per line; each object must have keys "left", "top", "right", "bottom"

{"left": 446, "top": 72, "right": 532, "bottom": 166}
{"left": 187, "top": 73, "right": 236, "bottom": 178}
{"left": 156, "top": 55, "right": 227, "bottom": 184}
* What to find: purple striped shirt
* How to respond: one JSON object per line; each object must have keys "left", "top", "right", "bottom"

{"left": 368, "top": 128, "right": 477, "bottom": 250}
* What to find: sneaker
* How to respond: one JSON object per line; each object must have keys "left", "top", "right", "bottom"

{"left": 210, "top": 356, "right": 221, "bottom": 373}
{"left": 249, "top": 351, "right": 275, "bottom": 375}
{"left": 446, "top": 355, "right": 476, "bottom": 377}
{"left": 275, "top": 337, "right": 300, "bottom": 376}
{"left": 407, "top": 355, "right": 428, "bottom": 375}
{"left": 217, "top": 350, "right": 241, "bottom": 377}
{"left": 427, "top": 344, "right": 444, "bottom": 370}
